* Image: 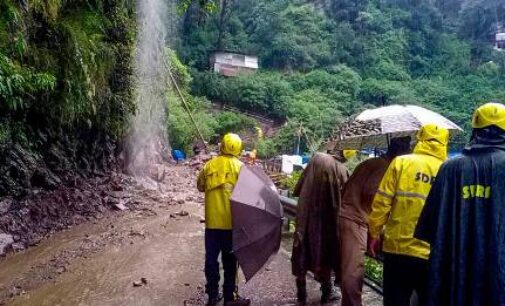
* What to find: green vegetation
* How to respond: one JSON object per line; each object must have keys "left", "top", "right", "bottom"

{"left": 166, "top": 48, "right": 257, "bottom": 152}
{"left": 280, "top": 170, "right": 302, "bottom": 195}
{"left": 365, "top": 256, "right": 384, "bottom": 285}
{"left": 179, "top": 0, "right": 505, "bottom": 153}
{"left": 1, "top": 0, "right": 504, "bottom": 194}
{"left": 0, "top": 0, "right": 136, "bottom": 196}
{"left": 0, "top": 0, "right": 136, "bottom": 136}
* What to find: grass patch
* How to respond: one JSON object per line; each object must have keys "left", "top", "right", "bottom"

{"left": 364, "top": 256, "right": 383, "bottom": 286}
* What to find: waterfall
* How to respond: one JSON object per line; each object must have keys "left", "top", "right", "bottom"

{"left": 126, "top": 0, "right": 170, "bottom": 176}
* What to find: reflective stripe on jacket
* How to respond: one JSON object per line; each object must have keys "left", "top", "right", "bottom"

{"left": 368, "top": 140, "right": 447, "bottom": 260}
{"left": 197, "top": 155, "right": 243, "bottom": 229}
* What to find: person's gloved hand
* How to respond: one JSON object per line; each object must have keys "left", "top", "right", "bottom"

{"left": 367, "top": 237, "right": 381, "bottom": 258}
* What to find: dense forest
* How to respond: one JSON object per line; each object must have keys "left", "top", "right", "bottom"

{"left": 1, "top": 0, "right": 505, "bottom": 195}
{"left": 177, "top": 0, "right": 505, "bottom": 155}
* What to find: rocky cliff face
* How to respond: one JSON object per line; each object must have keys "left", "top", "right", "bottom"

{"left": 0, "top": 0, "right": 137, "bottom": 198}
{"left": 0, "top": 1, "right": 138, "bottom": 254}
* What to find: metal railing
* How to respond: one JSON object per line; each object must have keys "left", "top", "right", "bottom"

{"left": 279, "top": 195, "right": 384, "bottom": 295}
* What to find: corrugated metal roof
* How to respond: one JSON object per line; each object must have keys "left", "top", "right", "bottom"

{"left": 212, "top": 52, "right": 259, "bottom": 69}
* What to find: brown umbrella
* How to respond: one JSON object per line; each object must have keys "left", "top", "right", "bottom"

{"left": 230, "top": 165, "right": 283, "bottom": 281}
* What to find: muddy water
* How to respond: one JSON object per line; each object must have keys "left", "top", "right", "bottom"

{"left": 1, "top": 202, "right": 205, "bottom": 306}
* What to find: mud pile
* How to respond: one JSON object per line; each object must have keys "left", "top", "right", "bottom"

{"left": 0, "top": 158, "right": 203, "bottom": 257}
{"left": 0, "top": 172, "right": 137, "bottom": 255}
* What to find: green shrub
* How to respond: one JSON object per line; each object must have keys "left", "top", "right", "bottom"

{"left": 364, "top": 256, "right": 383, "bottom": 285}
{"left": 280, "top": 170, "right": 302, "bottom": 194}
{"left": 256, "top": 138, "right": 278, "bottom": 159}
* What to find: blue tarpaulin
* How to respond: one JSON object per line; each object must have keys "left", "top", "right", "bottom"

{"left": 171, "top": 149, "right": 186, "bottom": 161}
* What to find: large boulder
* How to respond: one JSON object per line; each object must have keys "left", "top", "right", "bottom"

{"left": 0, "top": 233, "right": 14, "bottom": 256}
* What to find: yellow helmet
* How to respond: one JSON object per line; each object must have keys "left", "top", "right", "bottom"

{"left": 472, "top": 102, "right": 505, "bottom": 131}
{"left": 343, "top": 150, "right": 357, "bottom": 160}
{"left": 416, "top": 124, "right": 449, "bottom": 145}
{"left": 221, "top": 133, "right": 242, "bottom": 157}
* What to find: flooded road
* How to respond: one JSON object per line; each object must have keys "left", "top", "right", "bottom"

{"left": 0, "top": 165, "right": 382, "bottom": 305}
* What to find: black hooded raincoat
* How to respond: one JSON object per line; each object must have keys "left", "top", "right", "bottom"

{"left": 415, "top": 130, "right": 505, "bottom": 306}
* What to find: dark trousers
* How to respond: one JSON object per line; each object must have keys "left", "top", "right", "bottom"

{"left": 383, "top": 253, "right": 428, "bottom": 306}
{"left": 205, "top": 229, "right": 237, "bottom": 301}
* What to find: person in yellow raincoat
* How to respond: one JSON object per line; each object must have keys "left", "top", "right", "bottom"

{"left": 247, "top": 149, "right": 257, "bottom": 165}
{"left": 343, "top": 149, "right": 358, "bottom": 161}
{"left": 197, "top": 133, "right": 248, "bottom": 306}
{"left": 367, "top": 124, "right": 449, "bottom": 306}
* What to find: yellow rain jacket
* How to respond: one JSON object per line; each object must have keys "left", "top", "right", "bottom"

{"left": 198, "top": 133, "right": 243, "bottom": 229}
{"left": 368, "top": 125, "right": 449, "bottom": 260}
{"left": 197, "top": 155, "right": 243, "bottom": 229}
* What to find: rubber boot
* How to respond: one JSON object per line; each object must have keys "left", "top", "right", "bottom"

{"left": 206, "top": 293, "right": 223, "bottom": 306}
{"left": 206, "top": 296, "right": 218, "bottom": 306}
{"left": 225, "top": 293, "right": 251, "bottom": 306}
{"left": 296, "top": 279, "right": 307, "bottom": 303}
{"left": 225, "top": 297, "right": 251, "bottom": 306}
{"left": 321, "top": 281, "right": 339, "bottom": 303}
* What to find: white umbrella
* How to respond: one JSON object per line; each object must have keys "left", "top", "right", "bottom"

{"left": 328, "top": 105, "right": 463, "bottom": 150}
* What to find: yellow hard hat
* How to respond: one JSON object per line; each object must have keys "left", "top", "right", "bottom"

{"left": 472, "top": 102, "right": 505, "bottom": 131}
{"left": 417, "top": 124, "right": 449, "bottom": 145}
{"left": 343, "top": 150, "right": 357, "bottom": 160}
{"left": 221, "top": 133, "right": 242, "bottom": 157}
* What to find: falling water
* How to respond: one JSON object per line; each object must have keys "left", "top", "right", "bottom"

{"left": 126, "top": 0, "right": 170, "bottom": 176}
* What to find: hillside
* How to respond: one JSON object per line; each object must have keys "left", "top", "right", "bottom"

{"left": 0, "top": 1, "right": 136, "bottom": 196}
{"left": 178, "top": 0, "right": 505, "bottom": 155}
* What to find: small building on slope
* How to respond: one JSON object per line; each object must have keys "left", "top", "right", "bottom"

{"left": 496, "top": 32, "right": 505, "bottom": 50}
{"left": 210, "top": 51, "right": 259, "bottom": 77}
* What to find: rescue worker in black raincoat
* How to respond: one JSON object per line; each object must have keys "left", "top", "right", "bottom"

{"left": 415, "top": 102, "right": 505, "bottom": 306}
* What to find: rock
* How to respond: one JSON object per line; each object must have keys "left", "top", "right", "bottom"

{"left": 0, "top": 233, "right": 14, "bottom": 256}
{"left": 114, "top": 203, "right": 128, "bottom": 211}
{"left": 133, "top": 277, "right": 148, "bottom": 287}
{"left": 201, "top": 154, "right": 212, "bottom": 162}
{"left": 107, "top": 197, "right": 120, "bottom": 205}
{"left": 107, "top": 191, "right": 125, "bottom": 199}
{"left": 0, "top": 198, "right": 13, "bottom": 214}
{"left": 149, "top": 165, "right": 166, "bottom": 182}
{"left": 56, "top": 266, "right": 67, "bottom": 274}
{"left": 185, "top": 196, "right": 194, "bottom": 202}
{"left": 30, "top": 168, "right": 61, "bottom": 190}
{"left": 177, "top": 199, "right": 185, "bottom": 205}
{"left": 10, "top": 242, "right": 25, "bottom": 252}
{"left": 175, "top": 211, "right": 189, "bottom": 217}
{"left": 8, "top": 286, "right": 24, "bottom": 298}
{"left": 190, "top": 161, "right": 200, "bottom": 167}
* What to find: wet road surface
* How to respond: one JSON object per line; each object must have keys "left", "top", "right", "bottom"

{"left": 0, "top": 165, "right": 382, "bottom": 305}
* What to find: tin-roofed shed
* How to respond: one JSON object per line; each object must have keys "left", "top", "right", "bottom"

{"left": 210, "top": 51, "right": 259, "bottom": 76}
